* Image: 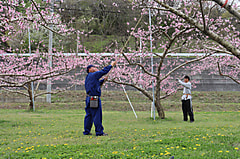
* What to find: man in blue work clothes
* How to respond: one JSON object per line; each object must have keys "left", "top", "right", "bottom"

{"left": 83, "top": 61, "right": 117, "bottom": 136}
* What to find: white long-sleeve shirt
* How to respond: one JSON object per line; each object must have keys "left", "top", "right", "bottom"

{"left": 178, "top": 79, "right": 192, "bottom": 100}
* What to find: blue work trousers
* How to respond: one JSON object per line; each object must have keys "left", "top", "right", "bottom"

{"left": 83, "top": 96, "right": 104, "bottom": 136}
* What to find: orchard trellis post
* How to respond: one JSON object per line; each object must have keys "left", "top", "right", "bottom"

{"left": 148, "top": 0, "right": 155, "bottom": 120}
{"left": 47, "top": 0, "right": 54, "bottom": 103}
{"left": 28, "top": 27, "right": 35, "bottom": 111}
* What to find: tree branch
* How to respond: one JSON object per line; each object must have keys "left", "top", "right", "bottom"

{"left": 217, "top": 62, "right": 240, "bottom": 84}
{"left": 34, "top": 84, "right": 75, "bottom": 98}
{"left": 153, "top": 0, "right": 240, "bottom": 59}
{"left": 160, "top": 88, "right": 182, "bottom": 99}
{"left": 199, "top": 0, "right": 207, "bottom": 30}
{"left": 161, "top": 53, "right": 213, "bottom": 81}
{"left": 2, "top": 88, "right": 29, "bottom": 97}
{"left": 30, "top": 0, "right": 48, "bottom": 25}
{"left": 109, "top": 79, "right": 153, "bottom": 101}
{"left": 211, "top": 0, "right": 240, "bottom": 20}
{"left": 0, "top": 68, "right": 73, "bottom": 88}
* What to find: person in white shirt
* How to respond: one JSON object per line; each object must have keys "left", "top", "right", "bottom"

{"left": 177, "top": 75, "right": 194, "bottom": 122}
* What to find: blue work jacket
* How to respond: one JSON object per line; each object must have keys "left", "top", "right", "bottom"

{"left": 85, "top": 65, "right": 112, "bottom": 96}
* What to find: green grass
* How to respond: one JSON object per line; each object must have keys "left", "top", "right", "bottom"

{"left": 1, "top": 91, "right": 239, "bottom": 112}
{"left": 0, "top": 109, "right": 239, "bottom": 158}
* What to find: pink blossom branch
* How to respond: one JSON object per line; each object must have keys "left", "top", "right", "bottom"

{"left": 205, "top": 47, "right": 232, "bottom": 55}
{"left": 161, "top": 53, "right": 213, "bottom": 81}
{"left": 160, "top": 88, "right": 182, "bottom": 99}
{"left": 199, "top": 0, "right": 207, "bottom": 30}
{"left": 102, "top": 14, "right": 144, "bottom": 84}
{"left": 30, "top": 0, "right": 48, "bottom": 25}
{"left": 153, "top": 0, "right": 240, "bottom": 59}
{"left": 110, "top": 79, "right": 153, "bottom": 101}
{"left": 0, "top": 68, "right": 73, "bottom": 88}
{"left": 34, "top": 84, "right": 75, "bottom": 98}
{"left": 157, "top": 28, "right": 192, "bottom": 77}
{"left": 217, "top": 62, "right": 240, "bottom": 84}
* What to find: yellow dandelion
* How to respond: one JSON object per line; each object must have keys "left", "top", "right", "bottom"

{"left": 64, "top": 144, "right": 68, "bottom": 146}
{"left": 112, "top": 151, "right": 118, "bottom": 154}
{"left": 218, "top": 150, "right": 222, "bottom": 153}
{"left": 234, "top": 147, "right": 239, "bottom": 150}
{"left": 226, "top": 151, "right": 229, "bottom": 153}
{"left": 193, "top": 148, "right": 197, "bottom": 150}
{"left": 160, "top": 153, "right": 163, "bottom": 155}
{"left": 182, "top": 147, "right": 186, "bottom": 150}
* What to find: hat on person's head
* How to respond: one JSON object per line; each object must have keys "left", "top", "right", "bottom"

{"left": 87, "top": 65, "right": 95, "bottom": 73}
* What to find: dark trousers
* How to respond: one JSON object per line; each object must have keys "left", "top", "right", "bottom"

{"left": 83, "top": 96, "right": 104, "bottom": 136}
{"left": 182, "top": 99, "right": 194, "bottom": 122}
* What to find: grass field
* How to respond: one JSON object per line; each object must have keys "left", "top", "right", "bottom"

{"left": 0, "top": 109, "right": 239, "bottom": 158}
{"left": 1, "top": 91, "right": 240, "bottom": 112}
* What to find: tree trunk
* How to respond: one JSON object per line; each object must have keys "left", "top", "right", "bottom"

{"left": 155, "top": 80, "right": 165, "bottom": 119}
{"left": 155, "top": 98, "right": 165, "bottom": 119}
{"left": 27, "top": 83, "right": 34, "bottom": 110}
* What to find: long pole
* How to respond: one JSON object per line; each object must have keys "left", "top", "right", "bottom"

{"left": 47, "top": 0, "right": 53, "bottom": 103}
{"left": 119, "top": 78, "right": 137, "bottom": 118}
{"left": 28, "top": 27, "right": 35, "bottom": 111}
{"left": 149, "top": 3, "right": 155, "bottom": 120}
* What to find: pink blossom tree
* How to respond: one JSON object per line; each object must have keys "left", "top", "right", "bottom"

{"left": 0, "top": 52, "right": 87, "bottom": 109}
{"left": 0, "top": 0, "right": 89, "bottom": 110}
{"left": 139, "top": 0, "right": 240, "bottom": 59}
{"left": 102, "top": 0, "right": 240, "bottom": 118}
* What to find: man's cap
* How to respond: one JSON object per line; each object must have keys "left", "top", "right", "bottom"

{"left": 87, "top": 65, "right": 95, "bottom": 73}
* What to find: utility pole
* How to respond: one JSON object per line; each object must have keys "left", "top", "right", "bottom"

{"left": 46, "top": 0, "right": 54, "bottom": 103}
{"left": 28, "top": 27, "right": 35, "bottom": 111}
{"left": 149, "top": 0, "right": 155, "bottom": 120}
{"left": 75, "top": 32, "right": 79, "bottom": 91}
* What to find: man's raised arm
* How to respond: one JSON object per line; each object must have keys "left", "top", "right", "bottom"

{"left": 94, "top": 61, "right": 117, "bottom": 79}
{"left": 177, "top": 79, "right": 191, "bottom": 89}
